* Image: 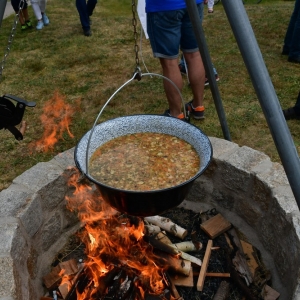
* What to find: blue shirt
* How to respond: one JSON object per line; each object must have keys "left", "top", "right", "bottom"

{"left": 145, "top": 0, "right": 203, "bottom": 13}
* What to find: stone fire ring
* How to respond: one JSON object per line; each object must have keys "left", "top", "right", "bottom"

{"left": 0, "top": 137, "right": 300, "bottom": 300}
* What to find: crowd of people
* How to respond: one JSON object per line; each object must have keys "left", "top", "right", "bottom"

{"left": 9, "top": 0, "right": 300, "bottom": 121}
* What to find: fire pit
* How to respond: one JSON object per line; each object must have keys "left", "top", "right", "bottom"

{"left": 0, "top": 137, "right": 299, "bottom": 299}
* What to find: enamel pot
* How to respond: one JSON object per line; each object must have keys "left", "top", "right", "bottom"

{"left": 74, "top": 114, "right": 212, "bottom": 217}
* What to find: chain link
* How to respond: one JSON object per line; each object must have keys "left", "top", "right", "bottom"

{"left": 131, "top": 0, "right": 142, "bottom": 80}
{"left": 0, "top": 1, "right": 22, "bottom": 80}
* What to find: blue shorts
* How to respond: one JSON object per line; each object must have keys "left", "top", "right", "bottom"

{"left": 11, "top": 0, "right": 28, "bottom": 12}
{"left": 147, "top": 3, "right": 204, "bottom": 59}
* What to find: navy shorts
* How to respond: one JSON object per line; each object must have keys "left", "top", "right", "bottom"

{"left": 11, "top": 0, "right": 28, "bottom": 12}
{"left": 147, "top": 3, "right": 204, "bottom": 59}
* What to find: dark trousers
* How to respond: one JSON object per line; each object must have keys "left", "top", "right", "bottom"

{"left": 294, "top": 91, "right": 300, "bottom": 115}
{"left": 76, "top": 0, "right": 97, "bottom": 30}
{"left": 283, "top": 0, "right": 300, "bottom": 60}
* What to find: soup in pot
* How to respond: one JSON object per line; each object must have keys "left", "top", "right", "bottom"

{"left": 89, "top": 132, "right": 200, "bottom": 191}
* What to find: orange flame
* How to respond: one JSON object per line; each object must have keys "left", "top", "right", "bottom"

{"left": 31, "top": 91, "right": 79, "bottom": 152}
{"left": 64, "top": 169, "right": 171, "bottom": 300}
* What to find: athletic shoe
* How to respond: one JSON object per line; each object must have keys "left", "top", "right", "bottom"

{"left": 21, "top": 24, "right": 27, "bottom": 31}
{"left": 163, "top": 109, "right": 190, "bottom": 123}
{"left": 283, "top": 107, "right": 300, "bottom": 120}
{"left": 179, "top": 63, "right": 187, "bottom": 75}
{"left": 42, "top": 14, "right": 50, "bottom": 25}
{"left": 185, "top": 101, "right": 205, "bottom": 120}
{"left": 205, "top": 74, "right": 220, "bottom": 86}
{"left": 26, "top": 20, "right": 33, "bottom": 28}
{"left": 36, "top": 20, "right": 44, "bottom": 30}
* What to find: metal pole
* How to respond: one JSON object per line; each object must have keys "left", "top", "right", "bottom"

{"left": 217, "top": 0, "right": 300, "bottom": 207}
{"left": 0, "top": 0, "right": 7, "bottom": 28}
{"left": 184, "top": 0, "right": 231, "bottom": 141}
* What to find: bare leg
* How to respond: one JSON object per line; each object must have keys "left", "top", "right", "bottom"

{"left": 159, "top": 57, "right": 183, "bottom": 117}
{"left": 183, "top": 51, "right": 205, "bottom": 108}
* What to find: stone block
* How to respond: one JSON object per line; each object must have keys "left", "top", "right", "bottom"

{"left": 0, "top": 256, "right": 16, "bottom": 298}
{"left": 0, "top": 184, "right": 32, "bottom": 217}
{"left": 18, "top": 193, "right": 43, "bottom": 238}
{"left": 52, "top": 147, "right": 75, "bottom": 170}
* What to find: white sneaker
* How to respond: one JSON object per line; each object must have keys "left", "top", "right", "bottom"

{"left": 36, "top": 20, "right": 44, "bottom": 30}
{"left": 42, "top": 13, "right": 50, "bottom": 25}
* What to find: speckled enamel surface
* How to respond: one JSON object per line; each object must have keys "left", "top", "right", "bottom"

{"left": 75, "top": 115, "right": 212, "bottom": 180}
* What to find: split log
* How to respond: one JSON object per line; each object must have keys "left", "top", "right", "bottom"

{"left": 164, "top": 271, "right": 184, "bottom": 300}
{"left": 155, "top": 231, "right": 172, "bottom": 244}
{"left": 197, "top": 240, "right": 213, "bottom": 291}
{"left": 144, "top": 216, "right": 187, "bottom": 239}
{"left": 200, "top": 213, "right": 231, "bottom": 239}
{"left": 157, "top": 251, "right": 192, "bottom": 276}
{"left": 262, "top": 285, "right": 280, "bottom": 300}
{"left": 147, "top": 236, "right": 202, "bottom": 266}
{"left": 212, "top": 281, "right": 230, "bottom": 300}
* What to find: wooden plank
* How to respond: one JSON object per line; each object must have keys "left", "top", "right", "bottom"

{"left": 200, "top": 214, "right": 231, "bottom": 239}
{"left": 240, "top": 240, "right": 259, "bottom": 277}
{"left": 170, "top": 267, "right": 194, "bottom": 287}
{"left": 197, "top": 240, "right": 213, "bottom": 291}
{"left": 206, "top": 272, "right": 230, "bottom": 278}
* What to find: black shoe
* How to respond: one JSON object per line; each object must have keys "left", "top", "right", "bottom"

{"left": 283, "top": 107, "right": 300, "bottom": 120}
{"left": 288, "top": 57, "right": 300, "bottom": 64}
{"left": 163, "top": 109, "right": 190, "bottom": 123}
{"left": 83, "top": 29, "right": 91, "bottom": 36}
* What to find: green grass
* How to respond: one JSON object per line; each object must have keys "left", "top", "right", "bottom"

{"left": 0, "top": 0, "right": 299, "bottom": 191}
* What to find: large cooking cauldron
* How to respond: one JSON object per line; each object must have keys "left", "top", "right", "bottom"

{"left": 75, "top": 114, "right": 212, "bottom": 216}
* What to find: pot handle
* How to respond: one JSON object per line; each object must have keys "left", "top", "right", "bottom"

{"left": 85, "top": 71, "right": 188, "bottom": 175}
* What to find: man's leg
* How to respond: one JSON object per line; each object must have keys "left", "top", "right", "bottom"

{"left": 87, "top": 0, "right": 97, "bottom": 16}
{"left": 159, "top": 58, "right": 184, "bottom": 117}
{"left": 76, "top": 0, "right": 90, "bottom": 31}
{"left": 183, "top": 51, "right": 205, "bottom": 108}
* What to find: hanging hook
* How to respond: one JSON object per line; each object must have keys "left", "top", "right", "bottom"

{"left": 133, "top": 66, "right": 142, "bottom": 81}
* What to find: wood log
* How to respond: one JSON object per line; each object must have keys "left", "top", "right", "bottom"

{"left": 200, "top": 213, "right": 231, "bottom": 239}
{"left": 171, "top": 241, "right": 202, "bottom": 252}
{"left": 145, "top": 224, "right": 161, "bottom": 236}
{"left": 144, "top": 216, "right": 187, "bottom": 239}
{"left": 197, "top": 240, "right": 213, "bottom": 291}
{"left": 212, "top": 281, "right": 230, "bottom": 300}
{"left": 147, "top": 236, "right": 202, "bottom": 266}
{"left": 42, "top": 265, "right": 62, "bottom": 289}
{"left": 155, "top": 231, "right": 172, "bottom": 244}
{"left": 157, "top": 251, "right": 191, "bottom": 276}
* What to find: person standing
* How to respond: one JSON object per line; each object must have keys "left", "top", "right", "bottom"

{"left": 11, "top": 0, "right": 33, "bottom": 30}
{"left": 30, "top": 0, "right": 50, "bottom": 30}
{"left": 76, "top": 0, "right": 98, "bottom": 37}
{"left": 282, "top": 0, "right": 300, "bottom": 64}
{"left": 146, "top": 0, "right": 206, "bottom": 120}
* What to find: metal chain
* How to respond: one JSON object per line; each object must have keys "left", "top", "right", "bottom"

{"left": 0, "top": 1, "right": 23, "bottom": 80}
{"left": 131, "top": 0, "right": 141, "bottom": 80}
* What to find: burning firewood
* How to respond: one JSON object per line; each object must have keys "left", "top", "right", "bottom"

{"left": 147, "top": 235, "right": 202, "bottom": 266}
{"left": 144, "top": 216, "right": 188, "bottom": 239}
{"left": 145, "top": 224, "right": 161, "bottom": 236}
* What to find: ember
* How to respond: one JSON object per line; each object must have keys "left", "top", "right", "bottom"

{"left": 41, "top": 169, "right": 280, "bottom": 300}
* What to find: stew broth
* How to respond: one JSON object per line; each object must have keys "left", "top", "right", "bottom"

{"left": 89, "top": 132, "right": 200, "bottom": 191}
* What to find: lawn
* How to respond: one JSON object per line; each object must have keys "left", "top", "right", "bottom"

{"left": 0, "top": 0, "right": 299, "bottom": 191}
